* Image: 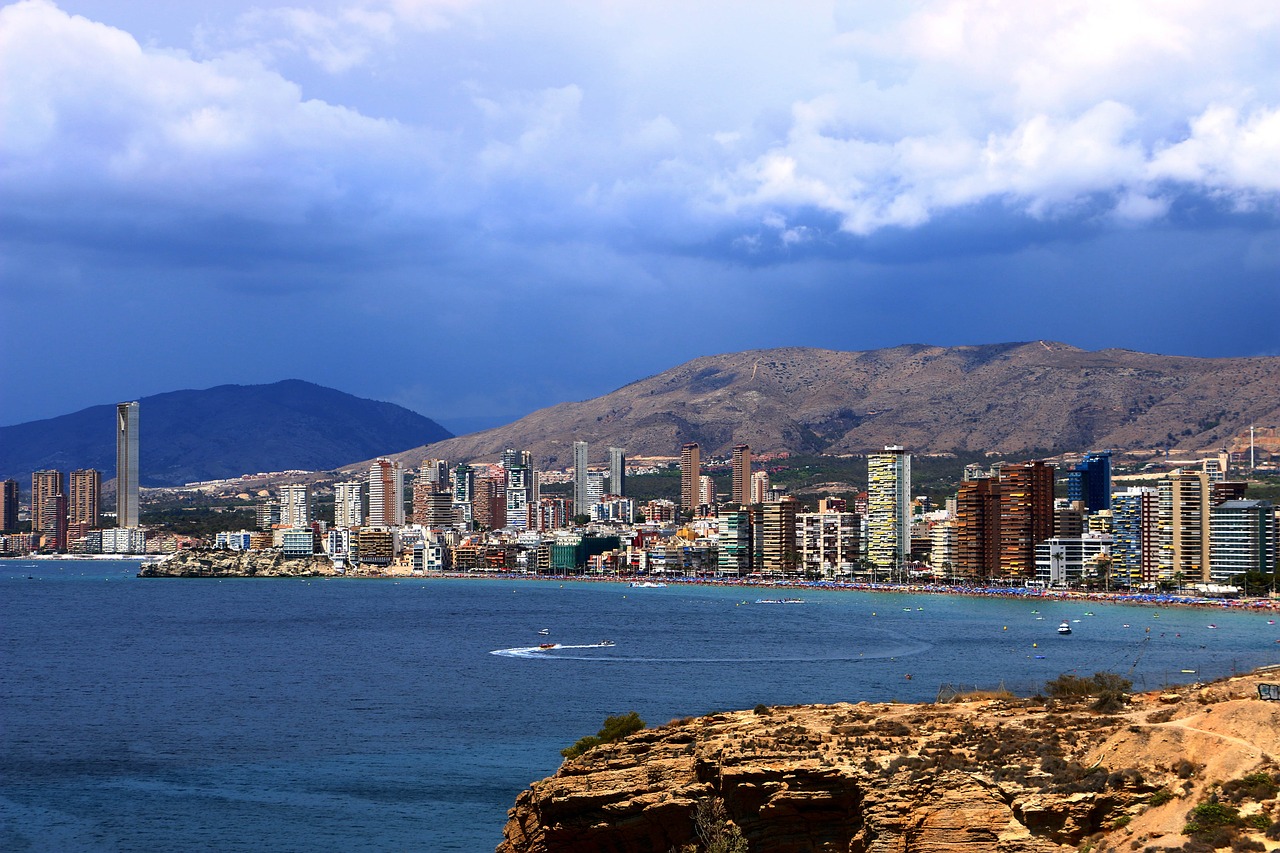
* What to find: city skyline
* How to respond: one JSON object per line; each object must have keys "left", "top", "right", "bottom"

{"left": 2, "top": 0, "right": 1278, "bottom": 433}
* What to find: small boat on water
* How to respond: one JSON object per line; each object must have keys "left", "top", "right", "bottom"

{"left": 1057, "top": 621, "right": 1072, "bottom": 635}
{"left": 599, "top": 640, "right": 615, "bottom": 647}
{"left": 756, "top": 598, "right": 805, "bottom": 604}
{"left": 537, "top": 629, "right": 550, "bottom": 635}
{"left": 539, "top": 643, "right": 556, "bottom": 649}
{"left": 629, "top": 581, "right": 667, "bottom": 588}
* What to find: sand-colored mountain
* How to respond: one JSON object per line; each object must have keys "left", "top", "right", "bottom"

{"left": 379, "top": 342, "right": 1280, "bottom": 468}
{"left": 498, "top": 670, "right": 1280, "bottom": 853}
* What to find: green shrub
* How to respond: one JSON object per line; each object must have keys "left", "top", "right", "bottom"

{"left": 561, "top": 711, "right": 646, "bottom": 760}
{"left": 1149, "top": 789, "right": 1175, "bottom": 807}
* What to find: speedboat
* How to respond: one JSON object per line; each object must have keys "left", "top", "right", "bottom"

{"left": 629, "top": 581, "right": 667, "bottom": 588}
{"left": 599, "top": 640, "right": 615, "bottom": 646}
{"left": 539, "top": 643, "right": 556, "bottom": 649}
{"left": 538, "top": 629, "right": 550, "bottom": 635}
{"left": 1057, "top": 621, "right": 1072, "bottom": 635}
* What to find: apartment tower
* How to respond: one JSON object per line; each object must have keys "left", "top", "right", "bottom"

{"left": 866, "top": 446, "right": 911, "bottom": 574}
{"left": 731, "top": 444, "right": 751, "bottom": 505}
{"left": 607, "top": 446, "right": 626, "bottom": 498}
{"left": 334, "top": 481, "right": 362, "bottom": 528}
{"left": 116, "top": 401, "right": 139, "bottom": 528}
{"left": 0, "top": 479, "right": 18, "bottom": 532}
{"left": 572, "top": 440, "right": 589, "bottom": 517}
{"left": 680, "top": 443, "right": 700, "bottom": 511}
{"left": 68, "top": 469, "right": 101, "bottom": 530}
{"left": 367, "top": 458, "right": 404, "bottom": 527}
{"left": 31, "top": 470, "right": 66, "bottom": 551}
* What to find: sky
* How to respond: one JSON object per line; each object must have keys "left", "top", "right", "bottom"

{"left": 2, "top": 0, "right": 1278, "bottom": 434}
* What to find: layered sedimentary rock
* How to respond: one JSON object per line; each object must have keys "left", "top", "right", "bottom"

{"left": 139, "top": 548, "right": 337, "bottom": 577}
{"left": 499, "top": 673, "right": 1280, "bottom": 853}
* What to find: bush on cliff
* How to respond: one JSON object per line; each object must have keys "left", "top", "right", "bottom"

{"left": 561, "top": 712, "right": 645, "bottom": 760}
{"left": 1044, "top": 671, "right": 1132, "bottom": 711}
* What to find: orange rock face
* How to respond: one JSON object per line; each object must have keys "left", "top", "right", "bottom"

{"left": 498, "top": 673, "right": 1280, "bottom": 853}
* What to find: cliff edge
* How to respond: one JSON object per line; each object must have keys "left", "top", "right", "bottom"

{"left": 499, "top": 671, "right": 1280, "bottom": 853}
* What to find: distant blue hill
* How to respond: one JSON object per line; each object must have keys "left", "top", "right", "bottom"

{"left": 0, "top": 380, "right": 452, "bottom": 487}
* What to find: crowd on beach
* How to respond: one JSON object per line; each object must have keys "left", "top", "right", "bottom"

{"left": 427, "top": 571, "right": 1280, "bottom": 611}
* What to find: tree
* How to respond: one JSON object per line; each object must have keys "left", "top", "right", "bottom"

{"left": 561, "top": 711, "right": 645, "bottom": 760}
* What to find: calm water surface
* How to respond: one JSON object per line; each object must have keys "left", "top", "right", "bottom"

{"left": 3, "top": 560, "right": 1278, "bottom": 851}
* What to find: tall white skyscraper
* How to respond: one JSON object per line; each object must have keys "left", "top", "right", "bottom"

{"left": 334, "top": 481, "right": 362, "bottom": 528}
{"left": 572, "top": 440, "right": 589, "bottom": 515}
{"left": 867, "top": 445, "right": 912, "bottom": 574}
{"left": 368, "top": 458, "right": 404, "bottom": 527}
{"left": 116, "top": 401, "right": 139, "bottom": 528}
{"left": 279, "top": 483, "right": 311, "bottom": 527}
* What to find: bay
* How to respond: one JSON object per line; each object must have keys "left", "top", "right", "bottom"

{"left": 2, "top": 559, "right": 1278, "bottom": 852}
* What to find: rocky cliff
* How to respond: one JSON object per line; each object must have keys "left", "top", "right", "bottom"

{"left": 498, "top": 672, "right": 1280, "bottom": 853}
{"left": 139, "top": 548, "right": 338, "bottom": 577}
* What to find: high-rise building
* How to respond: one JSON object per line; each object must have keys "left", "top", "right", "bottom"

{"left": 418, "top": 490, "right": 455, "bottom": 530}
{"left": 1112, "top": 487, "right": 1158, "bottom": 587}
{"left": 1158, "top": 469, "right": 1211, "bottom": 583}
{"left": 997, "top": 461, "right": 1055, "bottom": 579}
{"left": 421, "top": 458, "right": 450, "bottom": 492}
{"left": 1208, "top": 500, "right": 1275, "bottom": 582}
{"left": 680, "top": 443, "right": 700, "bottom": 511}
{"left": 116, "top": 401, "right": 139, "bottom": 528}
{"left": 451, "top": 464, "right": 474, "bottom": 507}
{"left": 368, "top": 458, "right": 405, "bottom": 527}
{"left": 955, "top": 477, "right": 1000, "bottom": 580}
{"left": 502, "top": 448, "right": 531, "bottom": 471}
{"left": 867, "top": 446, "right": 911, "bottom": 574}
{"left": 473, "top": 474, "right": 507, "bottom": 530}
{"left": 0, "top": 479, "right": 18, "bottom": 532}
{"left": 31, "top": 470, "right": 63, "bottom": 544}
{"left": 749, "top": 470, "right": 770, "bottom": 505}
{"left": 572, "top": 440, "right": 589, "bottom": 516}
{"left": 1067, "top": 451, "right": 1112, "bottom": 513}
{"left": 760, "top": 497, "right": 799, "bottom": 575}
{"left": 505, "top": 462, "right": 536, "bottom": 531}
{"left": 717, "top": 509, "right": 753, "bottom": 576}
{"left": 607, "top": 446, "right": 626, "bottom": 498}
{"left": 68, "top": 469, "right": 101, "bottom": 529}
{"left": 586, "top": 471, "right": 606, "bottom": 510}
{"left": 731, "top": 444, "right": 751, "bottom": 505}
{"left": 279, "top": 483, "right": 311, "bottom": 528}
{"left": 799, "top": 509, "right": 860, "bottom": 578}
{"left": 698, "top": 475, "right": 715, "bottom": 507}
{"left": 335, "top": 481, "right": 362, "bottom": 528}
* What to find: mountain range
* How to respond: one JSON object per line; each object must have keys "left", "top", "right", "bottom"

{"left": 0, "top": 380, "right": 452, "bottom": 486}
{"left": 377, "top": 342, "right": 1280, "bottom": 469}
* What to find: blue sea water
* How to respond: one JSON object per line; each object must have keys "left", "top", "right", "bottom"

{"left": 2, "top": 560, "right": 1278, "bottom": 852}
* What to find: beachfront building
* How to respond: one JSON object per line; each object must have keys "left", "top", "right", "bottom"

{"left": 0, "top": 479, "right": 18, "bottom": 532}
{"left": 680, "top": 443, "right": 700, "bottom": 511}
{"left": 1158, "top": 469, "right": 1211, "bottom": 583}
{"left": 867, "top": 446, "right": 912, "bottom": 576}
{"left": 1209, "top": 500, "right": 1277, "bottom": 582}
{"left": 717, "top": 509, "right": 753, "bottom": 576}
{"left": 998, "top": 461, "right": 1055, "bottom": 580}
{"left": 68, "top": 469, "right": 100, "bottom": 531}
{"left": 1035, "top": 534, "right": 1114, "bottom": 588}
{"left": 101, "top": 526, "right": 146, "bottom": 554}
{"left": 1112, "top": 487, "right": 1158, "bottom": 587}
{"left": 760, "top": 497, "right": 799, "bottom": 575}
{"left": 929, "top": 519, "right": 956, "bottom": 575}
{"left": 798, "top": 509, "right": 860, "bottom": 578}
{"left": 504, "top": 462, "right": 536, "bottom": 531}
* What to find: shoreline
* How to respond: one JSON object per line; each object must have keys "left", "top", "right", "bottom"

{"left": 368, "top": 569, "right": 1280, "bottom": 611}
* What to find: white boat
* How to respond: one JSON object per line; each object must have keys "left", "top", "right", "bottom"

{"left": 629, "top": 581, "right": 667, "bottom": 588}
{"left": 1057, "top": 621, "right": 1072, "bottom": 635}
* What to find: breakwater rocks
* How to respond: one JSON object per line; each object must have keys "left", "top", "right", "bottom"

{"left": 139, "top": 549, "right": 338, "bottom": 578}
{"left": 498, "top": 673, "right": 1280, "bottom": 853}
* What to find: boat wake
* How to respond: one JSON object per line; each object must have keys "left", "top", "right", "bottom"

{"left": 490, "top": 639, "right": 932, "bottom": 663}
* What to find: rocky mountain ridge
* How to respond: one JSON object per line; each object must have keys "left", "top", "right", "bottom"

{"left": 498, "top": 670, "right": 1280, "bottom": 853}
{"left": 377, "top": 342, "right": 1280, "bottom": 469}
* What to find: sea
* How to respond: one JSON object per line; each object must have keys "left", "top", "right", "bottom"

{"left": 2, "top": 559, "right": 1278, "bottom": 852}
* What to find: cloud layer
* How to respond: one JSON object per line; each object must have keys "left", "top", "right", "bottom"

{"left": 2, "top": 0, "right": 1278, "bottom": 428}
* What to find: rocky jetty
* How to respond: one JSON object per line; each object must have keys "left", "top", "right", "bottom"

{"left": 498, "top": 672, "right": 1280, "bottom": 853}
{"left": 139, "top": 549, "right": 338, "bottom": 578}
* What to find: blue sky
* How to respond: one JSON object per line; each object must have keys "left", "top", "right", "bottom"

{"left": 2, "top": 0, "right": 1278, "bottom": 434}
